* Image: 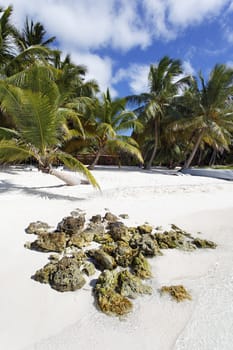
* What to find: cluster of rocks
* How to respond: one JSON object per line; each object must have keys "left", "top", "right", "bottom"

{"left": 25, "top": 210, "right": 217, "bottom": 316}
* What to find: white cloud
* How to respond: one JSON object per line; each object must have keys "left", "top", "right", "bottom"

{"left": 2, "top": 0, "right": 150, "bottom": 51}
{"left": 183, "top": 60, "right": 196, "bottom": 76}
{"left": 142, "top": 0, "right": 230, "bottom": 39}
{"left": 167, "top": 0, "right": 229, "bottom": 27}
{"left": 0, "top": 0, "right": 231, "bottom": 96}
{"left": 70, "top": 51, "right": 117, "bottom": 97}
{"left": 113, "top": 64, "right": 149, "bottom": 94}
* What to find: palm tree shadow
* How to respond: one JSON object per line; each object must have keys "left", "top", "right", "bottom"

{"left": 0, "top": 180, "right": 86, "bottom": 201}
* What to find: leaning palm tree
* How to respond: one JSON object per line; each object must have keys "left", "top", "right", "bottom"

{"left": 129, "top": 56, "right": 190, "bottom": 169}
{"left": 172, "top": 64, "right": 233, "bottom": 169}
{"left": 0, "top": 63, "right": 99, "bottom": 188}
{"left": 82, "top": 89, "right": 143, "bottom": 169}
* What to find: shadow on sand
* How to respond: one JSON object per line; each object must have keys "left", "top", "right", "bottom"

{"left": 0, "top": 179, "right": 86, "bottom": 201}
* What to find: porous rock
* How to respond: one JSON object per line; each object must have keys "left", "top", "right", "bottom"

{"left": 108, "top": 222, "right": 131, "bottom": 242}
{"left": 90, "top": 215, "right": 102, "bottom": 224}
{"left": 104, "top": 212, "right": 119, "bottom": 222}
{"left": 131, "top": 252, "right": 152, "bottom": 279}
{"left": 49, "top": 257, "right": 86, "bottom": 292}
{"left": 117, "top": 270, "right": 152, "bottom": 299}
{"left": 28, "top": 232, "right": 66, "bottom": 252}
{"left": 160, "top": 285, "right": 192, "bottom": 302}
{"left": 192, "top": 238, "right": 217, "bottom": 249}
{"left": 82, "top": 262, "right": 96, "bottom": 276}
{"left": 88, "top": 249, "right": 116, "bottom": 270}
{"left": 130, "top": 233, "right": 162, "bottom": 256}
{"left": 137, "top": 224, "right": 153, "bottom": 235}
{"left": 94, "top": 270, "right": 132, "bottom": 316}
{"left": 32, "top": 262, "right": 57, "bottom": 284}
{"left": 25, "top": 221, "right": 51, "bottom": 235}
{"left": 56, "top": 215, "right": 85, "bottom": 235}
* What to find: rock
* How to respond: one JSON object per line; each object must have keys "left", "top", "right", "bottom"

{"left": 49, "top": 257, "right": 86, "bottom": 292}
{"left": 27, "top": 232, "right": 66, "bottom": 252}
{"left": 131, "top": 252, "right": 152, "bottom": 279}
{"left": 56, "top": 215, "right": 85, "bottom": 235}
{"left": 48, "top": 254, "right": 60, "bottom": 262}
{"left": 94, "top": 270, "right": 133, "bottom": 316}
{"left": 117, "top": 270, "right": 152, "bottom": 299}
{"left": 25, "top": 221, "right": 51, "bottom": 235}
{"left": 108, "top": 222, "right": 131, "bottom": 242}
{"left": 192, "top": 238, "right": 217, "bottom": 249}
{"left": 130, "top": 233, "right": 162, "bottom": 256}
{"left": 97, "top": 290, "right": 133, "bottom": 316}
{"left": 113, "top": 241, "right": 137, "bottom": 267}
{"left": 68, "top": 227, "right": 94, "bottom": 248}
{"left": 93, "top": 233, "right": 113, "bottom": 244}
{"left": 119, "top": 214, "right": 129, "bottom": 219}
{"left": 72, "top": 251, "right": 87, "bottom": 267}
{"left": 160, "top": 285, "right": 192, "bottom": 302}
{"left": 104, "top": 212, "right": 119, "bottom": 222}
{"left": 137, "top": 224, "right": 153, "bottom": 235}
{"left": 32, "top": 262, "right": 57, "bottom": 284}
{"left": 88, "top": 249, "right": 116, "bottom": 270}
{"left": 90, "top": 215, "right": 102, "bottom": 224}
{"left": 154, "top": 230, "right": 196, "bottom": 251}
{"left": 82, "top": 262, "right": 96, "bottom": 276}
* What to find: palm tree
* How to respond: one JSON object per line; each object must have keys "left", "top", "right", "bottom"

{"left": 53, "top": 51, "right": 99, "bottom": 102}
{"left": 173, "top": 65, "right": 233, "bottom": 169}
{"left": 129, "top": 56, "right": 190, "bottom": 169}
{"left": 0, "top": 5, "right": 16, "bottom": 67}
{"left": 0, "top": 63, "right": 99, "bottom": 187}
{"left": 14, "top": 17, "right": 56, "bottom": 51}
{"left": 80, "top": 89, "right": 143, "bottom": 169}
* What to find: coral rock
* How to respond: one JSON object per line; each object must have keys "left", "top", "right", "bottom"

{"left": 25, "top": 221, "right": 51, "bottom": 235}
{"left": 28, "top": 232, "right": 66, "bottom": 252}
{"left": 88, "top": 249, "right": 116, "bottom": 270}
{"left": 117, "top": 270, "right": 152, "bottom": 299}
{"left": 56, "top": 215, "right": 85, "bottom": 235}
{"left": 104, "top": 212, "right": 119, "bottom": 222}
{"left": 192, "top": 238, "right": 217, "bottom": 249}
{"left": 82, "top": 262, "right": 96, "bottom": 276}
{"left": 137, "top": 224, "right": 153, "bottom": 235}
{"left": 160, "top": 285, "right": 192, "bottom": 302}
{"left": 132, "top": 253, "right": 152, "bottom": 279}
{"left": 49, "top": 257, "right": 86, "bottom": 292}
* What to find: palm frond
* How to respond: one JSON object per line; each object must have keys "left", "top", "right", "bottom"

{"left": 0, "top": 139, "right": 34, "bottom": 163}
{"left": 0, "top": 126, "right": 19, "bottom": 139}
{"left": 107, "top": 139, "right": 143, "bottom": 163}
{"left": 55, "top": 151, "right": 100, "bottom": 189}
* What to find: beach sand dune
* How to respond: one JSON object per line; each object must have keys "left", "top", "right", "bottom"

{"left": 0, "top": 166, "right": 232, "bottom": 350}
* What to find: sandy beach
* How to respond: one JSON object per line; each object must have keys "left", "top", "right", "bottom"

{"left": 0, "top": 165, "right": 233, "bottom": 350}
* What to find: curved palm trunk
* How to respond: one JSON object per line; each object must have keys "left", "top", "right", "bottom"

{"left": 88, "top": 149, "right": 102, "bottom": 170}
{"left": 49, "top": 168, "right": 87, "bottom": 186}
{"left": 182, "top": 128, "right": 205, "bottom": 169}
{"left": 144, "top": 119, "right": 158, "bottom": 170}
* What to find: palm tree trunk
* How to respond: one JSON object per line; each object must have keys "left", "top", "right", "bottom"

{"left": 49, "top": 168, "right": 84, "bottom": 186}
{"left": 182, "top": 128, "right": 205, "bottom": 169}
{"left": 209, "top": 149, "right": 216, "bottom": 166}
{"left": 88, "top": 149, "right": 102, "bottom": 170}
{"left": 145, "top": 119, "right": 158, "bottom": 170}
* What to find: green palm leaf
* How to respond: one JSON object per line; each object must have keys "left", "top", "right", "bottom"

{"left": 0, "top": 139, "right": 34, "bottom": 163}
{"left": 55, "top": 151, "right": 100, "bottom": 189}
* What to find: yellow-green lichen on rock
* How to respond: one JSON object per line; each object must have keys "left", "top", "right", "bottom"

{"left": 160, "top": 285, "right": 192, "bottom": 302}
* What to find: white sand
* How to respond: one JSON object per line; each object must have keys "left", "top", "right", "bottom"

{"left": 0, "top": 165, "right": 232, "bottom": 350}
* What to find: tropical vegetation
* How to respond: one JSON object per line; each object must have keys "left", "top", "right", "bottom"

{"left": 0, "top": 4, "right": 232, "bottom": 180}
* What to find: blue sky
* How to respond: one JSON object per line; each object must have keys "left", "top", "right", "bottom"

{"left": 3, "top": 0, "right": 233, "bottom": 97}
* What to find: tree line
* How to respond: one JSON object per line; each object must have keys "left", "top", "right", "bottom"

{"left": 0, "top": 5, "right": 232, "bottom": 185}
